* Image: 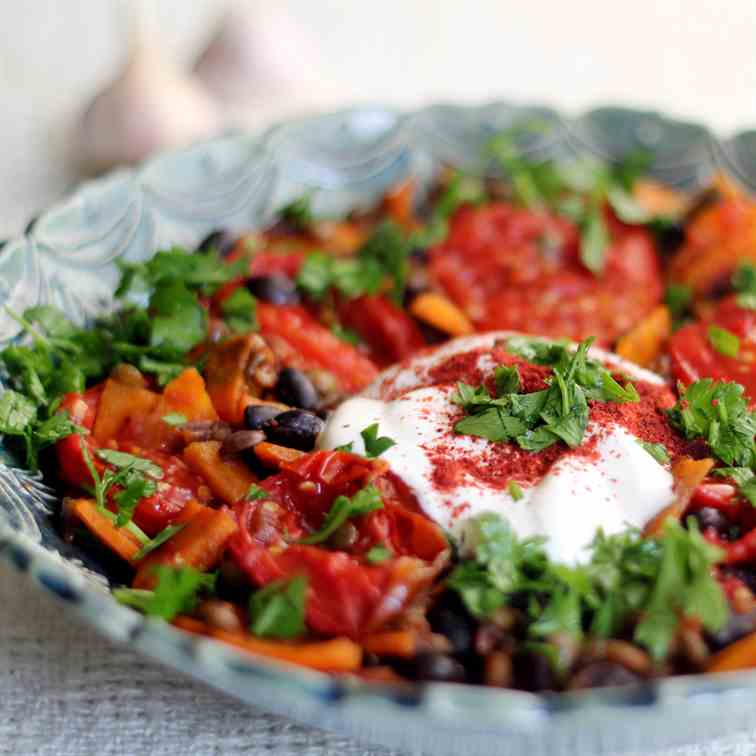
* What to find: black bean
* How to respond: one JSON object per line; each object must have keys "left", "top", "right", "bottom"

{"left": 221, "top": 430, "right": 265, "bottom": 455}
{"left": 512, "top": 650, "right": 557, "bottom": 692}
{"left": 197, "top": 229, "right": 236, "bottom": 257}
{"left": 706, "top": 608, "right": 756, "bottom": 651}
{"left": 262, "top": 409, "right": 324, "bottom": 451}
{"left": 244, "top": 404, "right": 283, "bottom": 430}
{"left": 275, "top": 367, "right": 319, "bottom": 410}
{"left": 412, "top": 653, "right": 466, "bottom": 683}
{"left": 427, "top": 593, "right": 475, "bottom": 655}
{"left": 246, "top": 274, "right": 300, "bottom": 305}
{"left": 568, "top": 661, "right": 640, "bottom": 690}
{"left": 692, "top": 507, "right": 731, "bottom": 537}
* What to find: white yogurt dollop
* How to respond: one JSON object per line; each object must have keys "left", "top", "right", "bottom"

{"left": 318, "top": 333, "right": 676, "bottom": 564}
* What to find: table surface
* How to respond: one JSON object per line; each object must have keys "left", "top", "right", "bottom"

{"left": 4, "top": 2, "right": 756, "bottom": 754}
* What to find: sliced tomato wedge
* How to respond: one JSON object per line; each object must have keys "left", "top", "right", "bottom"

{"left": 228, "top": 450, "right": 449, "bottom": 637}
{"left": 338, "top": 294, "right": 426, "bottom": 366}
{"left": 257, "top": 303, "right": 378, "bottom": 393}
{"left": 669, "top": 296, "right": 756, "bottom": 406}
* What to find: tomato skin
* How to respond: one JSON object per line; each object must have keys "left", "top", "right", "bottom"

{"left": 669, "top": 297, "right": 756, "bottom": 407}
{"left": 257, "top": 303, "right": 378, "bottom": 393}
{"left": 429, "top": 203, "right": 662, "bottom": 344}
{"left": 228, "top": 450, "right": 449, "bottom": 637}
{"left": 339, "top": 295, "right": 426, "bottom": 366}
{"left": 56, "top": 387, "right": 103, "bottom": 488}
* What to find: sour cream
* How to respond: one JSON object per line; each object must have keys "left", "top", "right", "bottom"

{"left": 318, "top": 333, "right": 678, "bottom": 564}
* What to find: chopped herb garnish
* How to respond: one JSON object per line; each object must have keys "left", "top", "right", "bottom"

{"left": 360, "top": 423, "right": 396, "bottom": 458}
{"left": 220, "top": 287, "right": 258, "bottom": 333}
{"left": 249, "top": 575, "right": 308, "bottom": 639}
{"left": 448, "top": 513, "right": 727, "bottom": 660}
{"left": 114, "top": 476, "right": 157, "bottom": 527}
{"left": 708, "top": 325, "right": 740, "bottom": 358}
{"left": 365, "top": 544, "right": 393, "bottom": 564}
{"left": 95, "top": 449, "right": 163, "bottom": 479}
{"left": 453, "top": 337, "right": 638, "bottom": 452}
{"left": 133, "top": 523, "right": 186, "bottom": 561}
{"left": 334, "top": 442, "right": 354, "bottom": 453}
{"left": 664, "top": 283, "right": 693, "bottom": 327}
{"left": 638, "top": 441, "right": 670, "bottom": 465}
{"left": 113, "top": 566, "right": 216, "bottom": 620}
{"left": 279, "top": 195, "right": 314, "bottom": 231}
{"left": 246, "top": 484, "right": 269, "bottom": 501}
{"left": 507, "top": 481, "right": 524, "bottom": 501}
{"left": 298, "top": 485, "right": 383, "bottom": 545}
{"left": 733, "top": 262, "right": 756, "bottom": 309}
{"left": 161, "top": 412, "right": 188, "bottom": 427}
{"left": 330, "top": 323, "right": 360, "bottom": 345}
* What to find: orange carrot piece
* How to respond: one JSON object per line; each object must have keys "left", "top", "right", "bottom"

{"left": 254, "top": 441, "right": 305, "bottom": 469}
{"left": 162, "top": 367, "right": 218, "bottom": 422}
{"left": 409, "top": 292, "right": 474, "bottom": 337}
{"left": 210, "top": 629, "right": 363, "bottom": 672}
{"left": 643, "top": 457, "right": 714, "bottom": 536}
{"left": 183, "top": 441, "right": 257, "bottom": 505}
{"left": 362, "top": 630, "right": 417, "bottom": 658}
{"left": 616, "top": 305, "right": 671, "bottom": 368}
{"left": 92, "top": 378, "right": 159, "bottom": 443}
{"left": 707, "top": 631, "right": 756, "bottom": 673}
{"left": 133, "top": 505, "right": 238, "bottom": 589}
{"left": 382, "top": 179, "right": 418, "bottom": 231}
{"left": 172, "top": 615, "right": 208, "bottom": 635}
{"left": 68, "top": 498, "right": 142, "bottom": 562}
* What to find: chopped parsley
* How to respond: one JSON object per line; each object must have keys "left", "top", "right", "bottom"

{"left": 298, "top": 484, "right": 383, "bottom": 545}
{"left": 113, "top": 566, "right": 216, "bottom": 621}
{"left": 365, "top": 544, "right": 393, "bottom": 564}
{"left": 664, "top": 283, "right": 693, "bottom": 329}
{"left": 278, "top": 195, "right": 314, "bottom": 231}
{"left": 708, "top": 325, "right": 740, "bottom": 358}
{"left": 360, "top": 423, "right": 396, "bottom": 458}
{"left": 638, "top": 441, "right": 670, "bottom": 465}
{"left": 507, "top": 481, "right": 524, "bottom": 501}
{"left": 220, "top": 287, "right": 258, "bottom": 334}
{"left": 249, "top": 575, "right": 308, "bottom": 639}
{"left": 453, "top": 337, "right": 639, "bottom": 452}
{"left": 733, "top": 262, "right": 756, "bottom": 309}
{"left": 330, "top": 323, "right": 360, "bottom": 345}
{"left": 448, "top": 512, "right": 727, "bottom": 661}
{"left": 133, "top": 523, "right": 186, "bottom": 561}
{"left": 161, "top": 412, "right": 188, "bottom": 427}
{"left": 245, "top": 484, "right": 269, "bottom": 501}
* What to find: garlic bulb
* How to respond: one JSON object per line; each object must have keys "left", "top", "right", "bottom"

{"left": 78, "top": 1, "right": 220, "bottom": 172}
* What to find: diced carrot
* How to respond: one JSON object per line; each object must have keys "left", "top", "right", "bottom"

{"left": 311, "top": 220, "right": 367, "bottom": 255}
{"left": 707, "top": 631, "right": 756, "bottom": 673}
{"left": 172, "top": 615, "right": 208, "bottom": 635}
{"left": 67, "top": 498, "right": 142, "bottom": 562}
{"left": 382, "top": 179, "right": 419, "bottom": 231}
{"left": 409, "top": 292, "right": 474, "bottom": 337}
{"left": 254, "top": 441, "right": 305, "bottom": 469}
{"left": 616, "top": 305, "right": 671, "bottom": 368}
{"left": 362, "top": 630, "right": 417, "bottom": 658}
{"left": 210, "top": 629, "right": 363, "bottom": 672}
{"left": 633, "top": 179, "right": 688, "bottom": 217}
{"left": 183, "top": 440, "right": 257, "bottom": 504}
{"left": 162, "top": 368, "right": 218, "bottom": 422}
{"left": 643, "top": 457, "right": 714, "bottom": 536}
{"left": 92, "top": 378, "right": 159, "bottom": 443}
{"left": 132, "top": 505, "right": 238, "bottom": 589}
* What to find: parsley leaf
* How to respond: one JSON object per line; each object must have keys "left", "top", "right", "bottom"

{"left": 114, "top": 476, "right": 157, "bottom": 527}
{"left": 507, "top": 480, "right": 524, "bottom": 500}
{"left": 638, "top": 441, "right": 670, "bottom": 465}
{"left": 113, "top": 566, "right": 216, "bottom": 620}
{"left": 161, "top": 412, "right": 188, "bottom": 427}
{"left": 360, "top": 423, "right": 396, "bottom": 458}
{"left": 664, "top": 283, "right": 693, "bottom": 328}
{"left": 249, "top": 575, "right": 308, "bottom": 639}
{"left": 149, "top": 281, "right": 207, "bottom": 356}
{"left": 95, "top": 449, "right": 164, "bottom": 479}
{"left": 733, "top": 262, "right": 756, "bottom": 309}
{"left": 279, "top": 195, "right": 314, "bottom": 231}
{"left": 708, "top": 325, "right": 740, "bottom": 358}
{"left": 330, "top": 323, "right": 360, "bottom": 345}
{"left": 296, "top": 252, "right": 383, "bottom": 302}
{"left": 667, "top": 379, "right": 756, "bottom": 468}
{"left": 357, "top": 221, "right": 410, "bottom": 305}
{"left": 298, "top": 485, "right": 383, "bottom": 545}
{"left": 246, "top": 484, "right": 269, "bottom": 501}
{"left": 133, "top": 524, "right": 186, "bottom": 560}
{"left": 220, "top": 287, "right": 258, "bottom": 333}
{"left": 365, "top": 544, "right": 393, "bottom": 564}
{"left": 580, "top": 202, "right": 610, "bottom": 275}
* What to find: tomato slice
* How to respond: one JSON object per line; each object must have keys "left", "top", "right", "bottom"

{"left": 228, "top": 450, "right": 449, "bottom": 637}
{"left": 429, "top": 203, "right": 663, "bottom": 344}
{"left": 669, "top": 296, "right": 756, "bottom": 406}
{"left": 257, "top": 303, "right": 378, "bottom": 393}
{"left": 56, "top": 387, "right": 103, "bottom": 488}
{"left": 338, "top": 294, "right": 426, "bottom": 366}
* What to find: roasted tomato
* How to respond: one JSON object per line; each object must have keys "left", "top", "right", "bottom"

{"left": 428, "top": 203, "right": 663, "bottom": 344}
{"left": 257, "top": 303, "right": 378, "bottom": 394}
{"left": 669, "top": 296, "right": 756, "bottom": 406}
{"left": 339, "top": 294, "right": 426, "bottom": 366}
{"left": 228, "top": 450, "right": 449, "bottom": 638}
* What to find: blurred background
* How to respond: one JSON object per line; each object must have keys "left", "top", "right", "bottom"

{"left": 1, "top": 0, "right": 755, "bottom": 236}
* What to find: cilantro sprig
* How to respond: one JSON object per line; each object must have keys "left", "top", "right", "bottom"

{"left": 113, "top": 566, "right": 216, "bottom": 621}
{"left": 249, "top": 575, "right": 308, "bottom": 639}
{"left": 733, "top": 262, "right": 756, "bottom": 310}
{"left": 452, "top": 337, "right": 639, "bottom": 452}
{"left": 360, "top": 423, "right": 396, "bottom": 458}
{"left": 298, "top": 484, "right": 383, "bottom": 545}
{"left": 448, "top": 513, "right": 727, "bottom": 661}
